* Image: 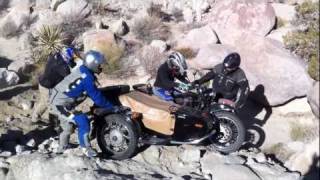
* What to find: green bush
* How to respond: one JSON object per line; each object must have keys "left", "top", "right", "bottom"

{"left": 284, "top": 1, "right": 319, "bottom": 80}
{"left": 308, "top": 55, "right": 319, "bottom": 80}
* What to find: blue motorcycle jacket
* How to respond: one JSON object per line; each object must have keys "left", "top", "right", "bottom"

{"left": 50, "top": 64, "right": 114, "bottom": 110}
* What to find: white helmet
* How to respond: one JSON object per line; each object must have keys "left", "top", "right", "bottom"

{"left": 84, "top": 50, "right": 106, "bottom": 74}
{"left": 167, "top": 52, "right": 187, "bottom": 76}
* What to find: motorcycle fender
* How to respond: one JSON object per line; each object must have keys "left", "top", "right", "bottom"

{"left": 210, "top": 104, "right": 235, "bottom": 113}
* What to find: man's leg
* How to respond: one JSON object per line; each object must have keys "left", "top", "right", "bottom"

{"left": 51, "top": 105, "right": 75, "bottom": 153}
{"left": 152, "top": 87, "right": 174, "bottom": 101}
{"left": 32, "top": 85, "right": 49, "bottom": 122}
{"left": 73, "top": 114, "right": 97, "bottom": 157}
{"left": 58, "top": 120, "right": 74, "bottom": 151}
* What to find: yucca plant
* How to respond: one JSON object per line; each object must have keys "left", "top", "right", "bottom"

{"left": 29, "top": 25, "right": 65, "bottom": 85}
{"left": 32, "top": 25, "right": 65, "bottom": 63}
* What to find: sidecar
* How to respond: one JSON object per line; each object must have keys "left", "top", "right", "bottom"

{"left": 94, "top": 84, "right": 210, "bottom": 160}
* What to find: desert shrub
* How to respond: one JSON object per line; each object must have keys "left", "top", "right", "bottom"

{"left": 147, "top": 3, "right": 171, "bottom": 22}
{"left": 170, "top": 8, "right": 184, "bottom": 22}
{"left": 308, "top": 56, "right": 319, "bottom": 80}
{"left": 132, "top": 15, "right": 171, "bottom": 43}
{"left": 284, "top": 1, "right": 319, "bottom": 80}
{"left": 174, "top": 47, "right": 198, "bottom": 59}
{"left": 137, "top": 46, "right": 166, "bottom": 78}
{"left": 31, "top": 25, "right": 65, "bottom": 63}
{"left": 289, "top": 122, "right": 318, "bottom": 142}
{"left": 93, "top": 37, "right": 125, "bottom": 75}
{"left": 29, "top": 25, "right": 65, "bottom": 84}
{"left": 60, "top": 16, "right": 92, "bottom": 47}
{"left": 102, "top": 59, "right": 121, "bottom": 74}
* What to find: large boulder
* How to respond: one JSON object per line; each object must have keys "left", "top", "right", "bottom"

{"left": 56, "top": 0, "right": 91, "bottom": 20}
{"left": 201, "top": 151, "right": 300, "bottom": 180}
{"left": 271, "top": 3, "right": 296, "bottom": 22}
{"left": 235, "top": 35, "right": 312, "bottom": 105}
{"left": 0, "top": 68, "right": 19, "bottom": 89}
{"left": 176, "top": 25, "right": 218, "bottom": 50}
{"left": 209, "top": 0, "right": 276, "bottom": 46}
{"left": 266, "top": 26, "right": 296, "bottom": 44}
{"left": 307, "top": 81, "right": 319, "bottom": 118}
{"left": 110, "top": 19, "right": 129, "bottom": 36}
{"left": 0, "top": 5, "right": 32, "bottom": 37}
{"left": 190, "top": 35, "right": 312, "bottom": 106}
{"left": 31, "top": 10, "right": 64, "bottom": 33}
{"left": 284, "top": 138, "right": 319, "bottom": 175}
{"left": 83, "top": 30, "right": 125, "bottom": 64}
{"left": 187, "top": 43, "right": 235, "bottom": 69}
{"left": 4, "top": 153, "right": 124, "bottom": 180}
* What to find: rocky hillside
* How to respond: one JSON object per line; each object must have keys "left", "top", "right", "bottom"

{"left": 0, "top": 0, "right": 319, "bottom": 179}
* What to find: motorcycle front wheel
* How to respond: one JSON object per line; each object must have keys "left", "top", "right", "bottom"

{"left": 97, "top": 114, "right": 138, "bottom": 160}
{"left": 208, "top": 111, "right": 245, "bottom": 153}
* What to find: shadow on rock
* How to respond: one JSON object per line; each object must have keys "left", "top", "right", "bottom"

{"left": 0, "top": 85, "right": 33, "bottom": 100}
{"left": 0, "top": 130, "right": 24, "bottom": 152}
{"left": 303, "top": 154, "right": 320, "bottom": 180}
{"left": 0, "top": 56, "right": 12, "bottom": 68}
{"left": 23, "top": 125, "right": 58, "bottom": 147}
{"left": 0, "top": 125, "right": 58, "bottom": 154}
{"left": 238, "top": 84, "right": 272, "bottom": 149}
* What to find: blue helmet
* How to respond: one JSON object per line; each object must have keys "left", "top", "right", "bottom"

{"left": 84, "top": 50, "right": 106, "bottom": 73}
{"left": 61, "top": 47, "right": 75, "bottom": 65}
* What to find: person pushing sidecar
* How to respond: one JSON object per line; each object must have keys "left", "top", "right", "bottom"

{"left": 49, "top": 50, "right": 126, "bottom": 158}
{"left": 192, "top": 52, "right": 250, "bottom": 110}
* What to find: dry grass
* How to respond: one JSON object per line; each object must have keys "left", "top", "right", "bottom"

{"left": 289, "top": 122, "right": 318, "bottom": 142}
{"left": 132, "top": 15, "right": 171, "bottom": 43}
{"left": 147, "top": 3, "right": 171, "bottom": 22}
{"left": 174, "top": 47, "right": 198, "bottom": 59}
{"left": 137, "top": 46, "right": 166, "bottom": 78}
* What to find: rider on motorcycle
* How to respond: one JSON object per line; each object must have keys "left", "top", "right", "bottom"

{"left": 49, "top": 50, "right": 124, "bottom": 157}
{"left": 192, "top": 52, "right": 250, "bottom": 110}
{"left": 153, "top": 51, "right": 190, "bottom": 103}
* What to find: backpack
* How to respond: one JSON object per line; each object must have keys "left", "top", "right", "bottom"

{"left": 38, "top": 53, "right": 70, "bottom": 89}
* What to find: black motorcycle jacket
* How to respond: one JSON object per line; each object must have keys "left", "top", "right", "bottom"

{"left": 196, "top": 64, "right": 249, "bottom": 109}
{"left": 39, "top": 53, "right": 71, "bottom": 89}
{"left": 154, "top": 62, "right": 189, "bottom": 91}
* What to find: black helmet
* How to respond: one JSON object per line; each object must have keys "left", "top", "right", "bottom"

{"left": 223, "top": 52, "right": 241, "bottom": 73}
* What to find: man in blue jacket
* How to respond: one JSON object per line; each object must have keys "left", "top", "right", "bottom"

{"left": 50, "top": 50, "right": 123, "bottom": 157}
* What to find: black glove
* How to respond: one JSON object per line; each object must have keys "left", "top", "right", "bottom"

{"left": 112, "top": 106, "right": 130, "bottom": 113}
{"left": 190, "top": 80, "right": 200, "bottom": 89}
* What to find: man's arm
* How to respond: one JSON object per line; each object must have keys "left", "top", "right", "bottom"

{"left": 195, "top": 70, "right": 216, "bottom": 85}
{"left": 158, "top": 71, "right": 177, "bottom": 90}
{"left": 234, "top": 78, "right": 249, "bottom": 109}
{"left": 55, "top": 55, "right": 71, "bottom": 77}
{"left": 82, "top": 77, "right": 114, "bottom": 109}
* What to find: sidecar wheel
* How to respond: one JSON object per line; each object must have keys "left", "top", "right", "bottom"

{"left": 208, "top": 111, "right": 245, "bottom": 153}
{"left": 97, "top": 114, "right": 138, "bottom": 160}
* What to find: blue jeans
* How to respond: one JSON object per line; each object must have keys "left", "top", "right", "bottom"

{"left": 153, "top": 87, "right": 174, "bottom": 101}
